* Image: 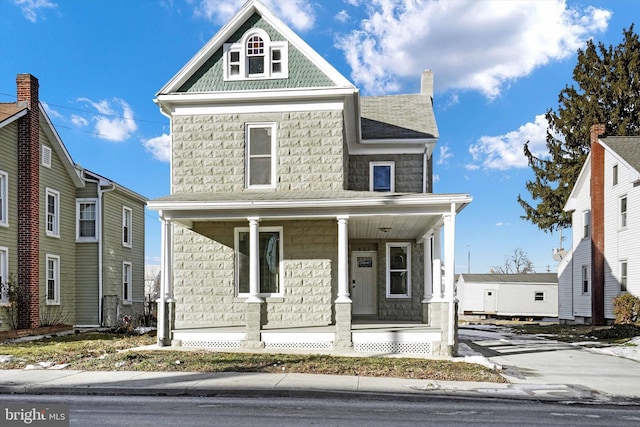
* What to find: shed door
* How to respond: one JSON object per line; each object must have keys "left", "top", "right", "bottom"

{"left": 484, "top": 289, "right": 497, "bottom": 314}
{"left": 351, "top": 251, "right": 377, "bottom": 315}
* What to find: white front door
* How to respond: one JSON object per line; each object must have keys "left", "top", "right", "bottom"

{"left": 351, "top": 251, "right": 377, "bottom": 315}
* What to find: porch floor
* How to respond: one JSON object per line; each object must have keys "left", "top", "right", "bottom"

{"left": 171, "top": 321, "right": 442, "bottom": 356}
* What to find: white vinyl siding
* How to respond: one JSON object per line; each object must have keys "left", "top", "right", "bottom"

{"left": 45, "top": 254, "right": 60, "bottom": 305}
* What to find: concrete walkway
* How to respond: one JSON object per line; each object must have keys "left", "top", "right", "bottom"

{"left": 0, "top": 326, "right": 638, "bottom": 404}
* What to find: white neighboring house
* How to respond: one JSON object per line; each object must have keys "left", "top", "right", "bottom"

{"left": 457, "top": 273, "right": 558, "bottom": 319}
{"left": 559, "top": 124, "right": 640, "bottom": 324}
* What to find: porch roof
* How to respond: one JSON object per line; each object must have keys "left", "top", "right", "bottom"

{"left": 149, "top": 190, "right": 472, "bottom": 240}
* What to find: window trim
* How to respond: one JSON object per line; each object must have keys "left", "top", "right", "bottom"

{"left": 122, "top": 206, "right": 133, "bottom": 248}
{"left": 620, "top": 260, "right": 628, "bottom": 292}
{"left": 234, "top": 226, "right": 284, "bottom": 298}
{"left": 370, "top": 161, "right": 395, "bottom": 192}
{"left": 76, "top": 198, "right": 99, "bottom": 242}
{"left": 582, "top": 265, "right": 590, "bottom": 294}
{"left": 123, "top": 261, "right": 132, "bottom": 304}
{"left": 386, "top": 242, "right": 411, "bottom": 298}
{"left": 0, "top": 170, "right": 7, "bottom": 227}
{"left": 223, "top": 29, "right": 288, "bottom": 81}
{"left": 45, "top": 254, "right": 60, "bottom": 305}
{"left": 0, "top": 247, "right": 8, "bottom": 304}
{"left": 245, "top": 123, "right": 277, "bottom": 189}
{"left": 620, "top": 195, "right": 628, "bottom": 229}
{"left": 45, "top": 188, "right": 60, "bottom": 238}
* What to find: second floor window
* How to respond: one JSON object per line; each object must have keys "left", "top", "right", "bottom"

{"left": 77, "top": 199, "right": 98, "bottom": 241}
{"left": 246, "top": 123, "right": 276, "bottom": 188}
{"left": 613, "top": 164, "right": 619, "bottom": 186}
{"left": 582, "top": 210, "right": 590, "bottom": 239}
{"left": 0, "top": 171, "right": 7, "bottom": 226}
{"left": 370, "top": 161, "right": 395, "bottom": 192}
{"left": 223, "top": 29, "right": 288, "bottom": 81}
{"left": 46, "top": 188, "right": 60, "bottom": 237}
{"left": 123, "top": 207, "right": 132, "bottom": 247}
{"left": 620, "top": 196, "right": 628, "bottom": 228}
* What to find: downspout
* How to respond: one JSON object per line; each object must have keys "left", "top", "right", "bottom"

{"left": 81, "top": 170, "right": 115, "bottom": 326}
{"left": 423, "top": 149, "right": 427, "bottom": 193}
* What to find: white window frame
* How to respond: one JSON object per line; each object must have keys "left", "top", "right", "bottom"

{"left": 370, "top": 161, "right": 395, "bottom": 192}
{"left": 582, "top": 210, "right": 590, "bottom": 239}
{"left": 386, "top": 242, "right": 411, "bottom": 298}
{"left": 223, "top": 29, "right": 288, "bottom": 81}
{"left": 45, "top": 188, "right": 60, "bottom": 238}
{"left": 620, "top": 195, "right": 628, "bottom": 229}
{"left": 0, "top": 247, "right": 8, "bottom": 304}
{"left": 123, "top": 261, "right": 132, "bottom": 303}
{"left": 613, "top": 164, "right": 619, "bottom": 186}
{"left": 42, "top": 145, "right": 52, "bottom": 168}
{"left": 76, "top": 198, "right": 99, "bottom": 242}
{"left": 45, "top": 254, "right": 60, "bottom": 305}
{"left": 0, "top": 170, "right": 7, "bottom": 227}
{"left": 235, "top": 226, "right": 284, "bottom": 297}
{"left": 122, "top": 206, "right": 133, "bottom": 248}
{"left": 245, "top": 123, "right": 277, "bottom": 189}
{"left": 582, "top": 265, "right": 589, "bottom": 294}
{"left": 620, "top": 260, "right": 628, "bottom": 292}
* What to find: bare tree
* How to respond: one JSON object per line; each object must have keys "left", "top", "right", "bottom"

{"left": 490, "top": 248, "right": 535, "bottom": 274}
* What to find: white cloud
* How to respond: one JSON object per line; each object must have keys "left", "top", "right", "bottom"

{"left": 192, "top": 0, "right": 315, "bottom": 31}
{"left": 468, "top": 114, "right": 550, "bottom": 170}
{"left": 432, "top": 173, "right": 439, "bottom": 184}
{"left": 71, "top": 114, "right": 88, "bottom": 127}
{"left": 335, "top": 0, "right": 610, "bottom": 97}
{"left": 41, "top": 102, "right": 62, "bottom": 119}
{"left": 335, "top": 10, "right": 350, "bottom": 23}
{"left": 437, "top": 145, "right": 452, "bottom": 165}
{"left": 143, "top": 134, "right": 171, "bottom": 162}
{"left": 77, "top": 97, "right": 138, "bottom": 142}
{"left": 14, "top": 0, "right": 56, "bottom": 23}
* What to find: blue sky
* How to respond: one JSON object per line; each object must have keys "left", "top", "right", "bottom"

{"left": 0, "top": 0, "right": 635, "bottom": 273}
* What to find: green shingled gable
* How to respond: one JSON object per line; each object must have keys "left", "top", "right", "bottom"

{"left": 178, "top": 13, "right": 335, "bottom": 92}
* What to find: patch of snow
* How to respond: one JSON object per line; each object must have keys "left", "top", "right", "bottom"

{"left": 587, "top": 336, "right": 640, "bottom": 362}
{"left": 0, "top": 355, "right": 14, "bottom": 363}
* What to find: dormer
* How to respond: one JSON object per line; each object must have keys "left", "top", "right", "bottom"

{"left": 223, "top": 28, "right": 288, "bottom": 81}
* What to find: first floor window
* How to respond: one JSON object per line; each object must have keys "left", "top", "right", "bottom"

{"left": 77, "top": 199, "right": 98, "bottom": 240}
{"left": 0, "top": 247, "right": 8, "bottom": 303}
{"left": 386, "top": 242, "right": 411, "bottom": 298}
{"left": 620, "top": 261, "right": 628, "bottom": 292}
{"left": 122, "top": 206, "right": 132, "bottom": 247}
{"left": 46, "top": 188, "right": 60, "bottom": 237}
{"left": 370, "top": 161, "right": 395, "bottom": 192}
{"left": 235, "top": 227, "right": 282, "bottom": 296}
{"left": 613, "top": 164, "right": 619, "bottom": 186}
{"left": 46, "top": 254, "right": 60, "bottom": 304}
{"left": 0, "top": 171, "right": 7, "bottom": 226}
{"left": 582, "top": 265, "right": 589, "bottom": 294}
{"left": 123, "top": 262, "right": 132, "bottom": 302}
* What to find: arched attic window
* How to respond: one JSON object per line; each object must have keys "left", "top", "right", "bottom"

{"left": 223, "top": 29, "right": 288, "bottom": 81}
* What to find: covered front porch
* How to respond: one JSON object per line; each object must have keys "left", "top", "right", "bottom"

{"left": 149, "top": 191, "right": 471, "bottom": 357}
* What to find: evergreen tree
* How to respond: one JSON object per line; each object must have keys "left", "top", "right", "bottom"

{"left": 519, "top": 26, "right": 640, "bottom": 233}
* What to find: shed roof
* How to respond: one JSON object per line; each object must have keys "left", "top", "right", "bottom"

{"left": 360, "top": 94, "right": 437, "bottom": 140}
{"left": 457, "top": 273, "right": 558, "bottom": 285}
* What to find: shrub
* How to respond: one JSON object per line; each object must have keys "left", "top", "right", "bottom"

{"left": 0, "top": 274, "right": 29, "bottom": 330}
{"left": 613, "top": 293, "right": 640, "bottom": 324}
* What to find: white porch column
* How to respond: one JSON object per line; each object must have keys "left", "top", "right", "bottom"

{"left": 443, "top": 204, "right": 457, "bottom": 347}
{"left": 432, "top": 225, "right": 443, "bottom": 299}
{"left": 157, "top": 215, "right": 173, "bottom": 346}
{"left": 422, "top": 232, "right": 433, "bottom": 302}
{"left": 336, "top": 215, "right": 351, "bottom": 303}
{"left": 247, "top": 217, "right": 263, "bottom": 303}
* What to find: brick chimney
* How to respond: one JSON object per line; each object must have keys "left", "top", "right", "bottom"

{"left": 16, "top": 74, "right": 40, "bottom": 329}
{"left": 590, "top": 123, "right": 606, "bottom": 325}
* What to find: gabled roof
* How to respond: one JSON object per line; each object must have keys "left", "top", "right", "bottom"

{"left": 79, "top": 168, "right": 148, "bottom": 204}
{"left": 600, "top": 136, "right": 640, "bottom": 181}
{"left": 457, "top": 273, "right": 558, "bottom": 285}
{"left": 564, "top": 152, "right": 591, "bottom": 212}
{"left": 360, "top": 94, "right": 438, "bottom": 140}
{"left": 0, "top": 103, "right": 28, "bottom": 128}
{"left": 157, "top": 0, "right": 353, "bottom": 95}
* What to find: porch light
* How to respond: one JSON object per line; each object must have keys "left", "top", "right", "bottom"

{"left": 379, "top": 227, "right": 392, "bottom": 233}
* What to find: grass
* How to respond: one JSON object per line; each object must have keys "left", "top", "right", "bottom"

{"left": 0, "top": 331, "right": 506, "bottom": 383}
